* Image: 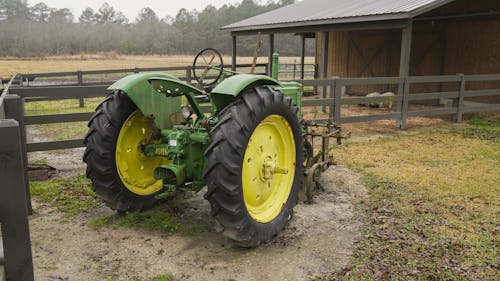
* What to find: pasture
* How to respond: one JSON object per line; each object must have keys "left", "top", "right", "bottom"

{"left": 0, "top": 54, "right": 315, "bottom": 78}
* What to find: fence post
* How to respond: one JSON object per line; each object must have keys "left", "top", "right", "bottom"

{"left": 397, "top": 77, "right": 409, "bottom": 129}
{"left": 456, "top": 74, "right": 465, "bottom": 123}
{"left": 0, "top": 98, "right": 4, "bottom": 120}
{"left": 77, "top": 71, "right": 84, "bottom": 108}
{"left": 185, "top": 66, "right": 192, "bottom": 84}
{"left": 3, "top": 95, "right": 32, "bottom": 213}
{"left": 17, "top": 75, "right": 23, "bottom": 87}
{"left": 0, "top": 119, "right": 35, "bottom": 281}
{"left": 321, "top": 79, "right": 329, "bottom": 113}
{"left": 332, "top": 78, "right": 342, "bottom": 122}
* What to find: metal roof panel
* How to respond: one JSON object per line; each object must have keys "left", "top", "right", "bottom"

{"left": 223, "top": 0, "right": 454, "bottom": 30}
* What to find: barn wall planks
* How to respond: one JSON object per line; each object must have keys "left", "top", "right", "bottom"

{"left": 315, "top": 0, "right": 500, "bottom": 100}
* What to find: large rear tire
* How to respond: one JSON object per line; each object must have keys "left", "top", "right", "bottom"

{"left": 83, "top": 91, "right": 166, "bottom": 212}
{"left": 204, "top": 86, "right": 303, "bottom": 247}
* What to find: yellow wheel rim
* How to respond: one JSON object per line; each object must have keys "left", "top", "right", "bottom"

{"left": 116, "top": 110, "right": 166, "bottom": 196}
{"left": 242, "top": 114, "right": 296, "bottom": 223}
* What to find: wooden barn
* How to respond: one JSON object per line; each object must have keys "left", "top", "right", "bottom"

{"left": 223, "top": 0, "right": 500, "bottom": 96}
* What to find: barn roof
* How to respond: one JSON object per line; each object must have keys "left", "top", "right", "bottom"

{"left": 223, "top": 0, "right": 454, "bottom": 33}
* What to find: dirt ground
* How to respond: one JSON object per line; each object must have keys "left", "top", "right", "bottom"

{"left": 28, "top": 148, "right": 367, "bottom": 281}
{"left": 25, "top": 114, "right": 455, "bottom": 281}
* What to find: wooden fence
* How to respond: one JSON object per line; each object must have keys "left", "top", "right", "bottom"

{"left": 1, "top": 69, "right": 499, "bottom": 281}
{"left": 297, "top": 74, "right": 500, "bottom": 127}
{"left": 0, "top": 75, "right": 34, "bottom": 281}
{"left": 3, "top": 69, "right": 500, "bottom": 153}
{"left": 0, "top": 75, "right": 15, "bottom": 119}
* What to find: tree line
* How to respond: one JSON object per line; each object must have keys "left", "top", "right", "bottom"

{"left": 0, "top": 0, "right": 314, "bottom": 57}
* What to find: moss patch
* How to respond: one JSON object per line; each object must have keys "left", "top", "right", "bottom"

{"left": 463, "top": 115, "right": 500, "bottom": 141}
{"left": 30, "top": 175, "right": 100, "bottom": 216}
{"left": 148, "top": 274, "right": 174, "bottom": 281}
{"left": 88, "top": 198, "right": 204, "bottom": 235}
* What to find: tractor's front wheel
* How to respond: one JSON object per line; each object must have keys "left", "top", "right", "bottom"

{"left": 204, "top": 86, "right": 303, "bottom": 247}
{"left": 84, "top": 91, "right": 167, "bottom": 212}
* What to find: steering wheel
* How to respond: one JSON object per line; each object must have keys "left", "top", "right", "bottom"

{"left": 193, "top": 48, "right": 224, "bottom": 87}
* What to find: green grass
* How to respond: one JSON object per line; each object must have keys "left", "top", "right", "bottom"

{"left": 324, "top": 116, "right": 500, "bottom": 280}
{"left": 30, "top": 121, "right": 89, "bottom": 141}
{"left": 29, "top": 158, "right": 48, "bottom": 165}
{"left": 30, "top": 175, "right": 100, "bottom": 216}
{"left": 31, "top": 174, "right": 205, "bottom": 234}
{"left": 148, "top": 274, "right": 174, "bottom": 281}
{"left": 25, "top": 97, "right": 102, "bottom": 116}
{"left": 25, "top": 97, "right": 102, "bottom": 141}
{"left": 463, "top": 115, "right": 500, "bottom": 141}
{"left": 88, "top": 198, "right": 204, "bottom": 235}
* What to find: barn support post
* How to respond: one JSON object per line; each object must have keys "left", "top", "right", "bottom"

{"left": 300, "top": 34, "right": 306, "bottom": 79}
{"left": 0, "top": 119, "right": 35, "bottom": 281}
{"left": 3, "top": 95, "right": 32, "bottom": 213}
{"left": 439, "top": 24, "right": 447, "bottom": 93}
{"left": 268, "top": 33, "right": 275, "bottom": 76}
{"left": 397, "top": 20, "right": 413, "bottom": 129}
{"left": 314, "top": 33, "right": 318, "bottom": 79}
{"left": 345, "top": 32, "right": 350, "bottom": 77}
{"left": 345, "top": 32, "right": 351, "bottom": 94}
{"left": 231, "top": 35, "right": 237, "bottom": 72}
{"left": 321, "top": 31, "right": 329, "bottom": 112}
{"left": 385, "top": 31, "right": 394, "bottom": 92}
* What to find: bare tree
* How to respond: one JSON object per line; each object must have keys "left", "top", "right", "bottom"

{"left": 95, "top": 2, "right": 128, "bottom": 24}
{"left": 136, "top": 7, "right": 159, "bottom": 24}
{"left": 0, "top": 1, "right": 303, "bottom": 57}
{"left": 79, "top": 7, "right": 96, "bottom": 24}
{"left": 0, "top": 0, "right": 30, "bottom": 20}
{"left": 30, "top": 2, "right": 50, "bottom": 22}
{"left": 48, "top": 8, "right": 73, "bottom": 23}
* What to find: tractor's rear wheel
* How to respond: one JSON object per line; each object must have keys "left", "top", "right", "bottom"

{"left": 204, "top": 86, "right": 303, "bottom": 247}
{"left": 84, "top": 91, "right": 166, "bottom": 212}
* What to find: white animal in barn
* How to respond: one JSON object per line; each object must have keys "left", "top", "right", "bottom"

{"left": 380, "top": 92, "right": 395, "bottom": 109}
{"left": 363, "top": 92, "right": 395, "bottom": 108}
{"left": 365, "top": 92, "right": 380, "bottom": 107}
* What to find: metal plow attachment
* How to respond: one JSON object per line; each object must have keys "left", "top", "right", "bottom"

{"left": 299, "top": 120, "right": 347, "bottom": 204}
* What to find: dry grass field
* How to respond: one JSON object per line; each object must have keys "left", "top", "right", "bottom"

{"left": 328, "top": 118, "right": 500, "bottom": 280}
{"left": 0, "top": 53, "right": 315, "bottom": 77}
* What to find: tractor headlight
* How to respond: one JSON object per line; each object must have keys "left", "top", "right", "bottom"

{"left": 181, "top": 106, "right": 193, "bottom": 119}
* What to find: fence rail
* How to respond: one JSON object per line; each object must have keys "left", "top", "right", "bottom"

{"left": 278, "top": 63, "right": 317, "bottom": 80}
{"left": 18, "top": 63, "right": 268, "bottom": 85}
{"left": 297, "top": 74, "right": 500, "bottom": 126}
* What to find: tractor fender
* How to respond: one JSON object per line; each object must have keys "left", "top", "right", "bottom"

{"left": 107, "top": 73, "right": 182, "bottom": 129}
{"left": 210, "top": 74, "right": 281, "bottom": 113}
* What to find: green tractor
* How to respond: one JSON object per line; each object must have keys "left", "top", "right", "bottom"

{"left": 84, "top": 48, "right": 340, "bottom": 247}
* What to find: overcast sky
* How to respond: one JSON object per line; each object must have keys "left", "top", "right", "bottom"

{"left": 32, "top": 0, "right": 253, "bottom": 21}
